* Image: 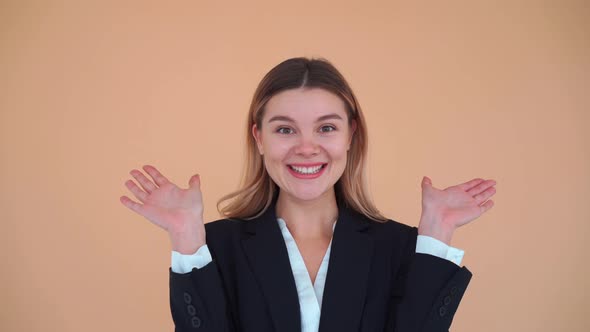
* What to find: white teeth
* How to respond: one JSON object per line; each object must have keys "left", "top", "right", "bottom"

{"left": 289, "top": 164, "right": 324, "bottom": 174}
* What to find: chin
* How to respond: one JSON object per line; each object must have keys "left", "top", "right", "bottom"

{"left": 284, "top": 186, "right": 332, "bottom": 202}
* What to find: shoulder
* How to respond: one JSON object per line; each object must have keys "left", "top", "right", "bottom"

{"left": 201, "top": 218, "right": 251, "bottom": 260}
{"left": 356, "top": 211, "right": 417, "bottom": 239}
{"left": 348, "top": 213, "right": 420, "bottom": 269}
{"left": 359, "top": 214, "right": 419, "bottom": 250}
{"left": 204, "top": 217, "right": 247, "bottom": 238}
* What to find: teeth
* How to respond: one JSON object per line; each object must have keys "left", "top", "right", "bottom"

{"left": 289, "top": 164, "right": 324, "bottom": 174}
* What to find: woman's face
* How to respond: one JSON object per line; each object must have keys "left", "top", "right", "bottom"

{"left": 252, "top": 88, "right": 356, "bottom": 202}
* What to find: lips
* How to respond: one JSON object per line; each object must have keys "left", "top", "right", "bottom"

{"left": 288, "top": 162, "right": 326, "bottom": 167}
{"left": 286, "top": 163, "right": 328, "bottom": 178}
{"left": 288, "top": 163, "right": 327, "bottom": 172}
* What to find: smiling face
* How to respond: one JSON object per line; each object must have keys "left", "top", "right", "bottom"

{"left": 252, "top": 88, "right": 356, "bottom": 203}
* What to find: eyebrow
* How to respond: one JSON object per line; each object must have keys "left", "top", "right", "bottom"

{"left": 267, "top": 113, "right": 344, "bottom": 123}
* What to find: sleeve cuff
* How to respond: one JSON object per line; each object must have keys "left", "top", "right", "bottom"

{"left": 171, "top": 244, "right": 212, "bottom": 274}
{"left": 415, "top": 235, "right": 465, "bottom": 266}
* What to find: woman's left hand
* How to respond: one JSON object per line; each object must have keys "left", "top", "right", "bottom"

{"left": 417, "top": 176, "right": 497, "bottom": 245}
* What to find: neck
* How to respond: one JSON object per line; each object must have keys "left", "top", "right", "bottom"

{"left": 275, "top": 188, "right": 339, "bottom": 240}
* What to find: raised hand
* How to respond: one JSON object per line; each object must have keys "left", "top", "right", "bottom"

{"left": 120, "top": 165, "right": 206, "bottom": 254}
{"left": 418, "top": 176, "right": 497, "bottom": 245}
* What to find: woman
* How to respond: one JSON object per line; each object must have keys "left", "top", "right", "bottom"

{"left": 120, "top": 57, "right": 496, "bottom": 332}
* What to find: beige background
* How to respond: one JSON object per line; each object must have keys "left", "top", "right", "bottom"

{"left": 1, "top": 1, "right": 589, "bottom": 331}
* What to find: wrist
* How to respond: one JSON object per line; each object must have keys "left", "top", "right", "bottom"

{"left": 168, "top": 224, "right": 206, "bottom": 255}
{"left": 418, "top": 214, "right": 455, "bottom": 246}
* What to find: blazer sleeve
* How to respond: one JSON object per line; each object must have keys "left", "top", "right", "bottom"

{"left": 169, "top": 260, "right": 236, "bottom": 332}
{"left": 388, "top": 226, "right": 473, "bottom": 332}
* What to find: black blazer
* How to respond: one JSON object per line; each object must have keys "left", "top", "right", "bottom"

{"left": 169, "top": 195, "right": 472, "bottom": 332}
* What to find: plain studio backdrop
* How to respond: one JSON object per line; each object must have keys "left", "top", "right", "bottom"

{"left": 1, "top": 1, "right": 588, "bottom": 331}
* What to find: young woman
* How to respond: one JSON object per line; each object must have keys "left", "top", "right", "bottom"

{"left": 120, "top": 57, "right": 496, "bottom": 332}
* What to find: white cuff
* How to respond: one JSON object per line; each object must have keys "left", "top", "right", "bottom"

{"left": 415, "top": 235, "right": 465, "bottom": 266}
{"left": 171, "top": 244, "right": 212, "bottom": 274}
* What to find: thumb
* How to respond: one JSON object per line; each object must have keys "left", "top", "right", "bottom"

{"left": 189, "top": 174, "right": 201, "bottom": 189}
{"left": 421, "top": 176, "right": 432, "bottom": 188}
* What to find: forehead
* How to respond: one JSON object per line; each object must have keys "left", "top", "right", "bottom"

{"left": 263, "top": 88, "right": 347, "bottom": 122}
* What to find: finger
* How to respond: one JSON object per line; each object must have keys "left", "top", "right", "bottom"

{"left": 467, "top": 179, "right": 497, "bottom": 197}
{"left": 120, "top": 195, "right": 145, "bottom": 214}
{"left": 457, "top": 178, "right": 485, "bottom": 192}
{"left": 124, "top": 179, "right": 149, "bottom": 203}
{"left": 474, "top": 186, "right": 496, "bottom": 205}
{"left": 189, "top": 174, "right": 201, "bottom": 189}
{"left": 421, "top": 176, "right": 432, "bottom": 188}
{"left": 130, "top": 169, "right": 158, "bottom": 193}
{"left": 479, "top": 199, "right": 494, "bottom": 214}
{"left": 143, "top": 165, "right": 170, "bottom": 187}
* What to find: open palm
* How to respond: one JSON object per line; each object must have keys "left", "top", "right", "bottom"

{"left": 120, "top": 165, "right": 204, "bottom": 234}
{"left": 420, "top": 176, "right": 497, "bottom": 232}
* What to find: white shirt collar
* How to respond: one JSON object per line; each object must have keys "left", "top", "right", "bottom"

{"left": 276, "top": 218, "right": 336, "bottom": 332}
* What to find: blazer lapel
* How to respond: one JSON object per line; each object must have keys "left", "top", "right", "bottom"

{"left": 239, "top": 194, "right": 374, "bottom": 332}
{"left": 240, "top": 197, "right": 301, "bottom": 332}
{"left": 319, "top": 202, "right": 374, "bottom": 332}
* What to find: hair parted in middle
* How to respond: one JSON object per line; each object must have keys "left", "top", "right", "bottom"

{"left": 216, "top": 56, "right": 387, "bottom": 222}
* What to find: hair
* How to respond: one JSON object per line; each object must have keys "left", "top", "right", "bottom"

{"left": 216, "top": 57, "right": 387, "bottom": 222}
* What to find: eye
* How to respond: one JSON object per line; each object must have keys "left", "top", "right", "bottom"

{"left": 276, "top": 127, "right": 294, "bottom": 134}
{"left": 320, "top": 125, "right": 336, "bottom": 133}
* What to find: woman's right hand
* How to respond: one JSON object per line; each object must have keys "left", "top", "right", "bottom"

{"left": 120, "top": 165, "right": 206, "bottom": 254}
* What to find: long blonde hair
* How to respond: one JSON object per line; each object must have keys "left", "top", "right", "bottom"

{"left": 216, "top": 57, "right": 387, "bottom": 222}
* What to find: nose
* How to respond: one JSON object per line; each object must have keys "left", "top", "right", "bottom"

{"left": 294, "top": 135, "right": 320, "bottom": 157}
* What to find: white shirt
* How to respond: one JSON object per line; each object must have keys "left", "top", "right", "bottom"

{"left": 171, "top": 218, "right": 464, "bottom": 332}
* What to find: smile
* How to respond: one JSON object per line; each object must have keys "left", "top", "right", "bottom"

{"left": 287, "top": 163, "right": 328, "bottom": 179}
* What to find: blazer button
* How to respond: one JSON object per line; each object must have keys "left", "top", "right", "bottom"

{"left": 439, "top": 306, "right": 447, "bottom": 317}
{"left": 187, "top": 304, "right": 196, "bottom": 316}
{"left": 183, "top": 292, "right": 192, "bottom": 304}
{"left": 191, "top": 316, "right": 202, "bottom": 328}
{"left": 444, "top": 295, "right": 452, "bottom": 305}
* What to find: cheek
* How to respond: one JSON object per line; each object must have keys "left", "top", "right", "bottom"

{"left": 263, "top": 139, "right": 291, "bottom": 161}
{"left": 324, "top": 140, "right": 349, "bottom": 158}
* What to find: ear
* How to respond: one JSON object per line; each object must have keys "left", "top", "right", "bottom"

{"left": 348, "top": 119, "right": 357, "bottom": 151}
{"left": 252, "top": 123, "right": 264, "bottom": 155}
